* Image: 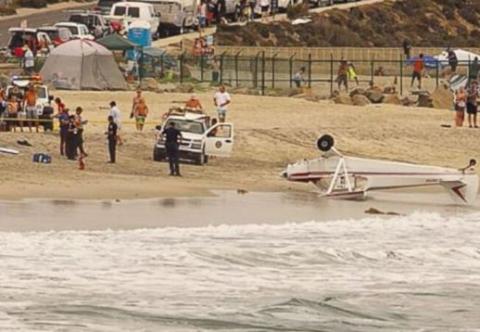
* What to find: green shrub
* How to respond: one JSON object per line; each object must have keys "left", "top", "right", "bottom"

{"left": 0, "top": 6, "right": 17, "bottom": 15}
{"left": 286, "top": 2, "right": 309, "bottom": 20}
{"left": 18, "top": 0, "right": 47, "bottom": 8}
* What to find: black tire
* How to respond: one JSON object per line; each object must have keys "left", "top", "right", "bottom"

{"left": 153, "top": 148, "right": 165, "bottom": 161}
{"left": 194, "top": 152, "right": 206, "bottom": 165}
{"left": 317, "top": 135, "right": 334, "bottom": 152}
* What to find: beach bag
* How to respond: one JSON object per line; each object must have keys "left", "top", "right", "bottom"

{"left": 33, "top": 153, "right": 52, "bottom": 164}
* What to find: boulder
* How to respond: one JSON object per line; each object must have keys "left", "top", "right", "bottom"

{"left": 278, "top": 87, "right": 303, "bottom": 97}
{"left": 366, "top": 89, "right": 384, "bottom": 103}
{"left": 351, "top": 94, "right": 371, "bottom": 106}
{"left": 417, "top": 93, "right": 434, "bottom": 108}
{"left": 383, "top": 93, "right": 401, "bottom": 105}
{"left": 157, "top": 82, "right": 177, "bottom": 92}
{"left": 333, "top": 93, "right": 353, "bottom": 105}
{"left": 174, "top": 83, "right": 195, "bottom": 93}
{"left": 139, "top": 77, "right": 159, "bottom": 92}
{"left": 383, "top": 85, "right": 396, "bottom": 94}
{"left": 400, "top": 96, "right": 416, "bottom": 106}
{"left": 349, "top": 87, "right": 367, "bottom": 97}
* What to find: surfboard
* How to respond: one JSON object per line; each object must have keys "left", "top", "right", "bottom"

{"left": 449, "top": 74, "right": 468, "bottom": 91}
{"left": 0, "top": 147, "right": 19, "bottom": 155}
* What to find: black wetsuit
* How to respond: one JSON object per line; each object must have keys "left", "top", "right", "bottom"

{"left": 163, "top": 126, "right": 182, "bottom": 175}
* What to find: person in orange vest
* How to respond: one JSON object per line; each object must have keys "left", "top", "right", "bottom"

{"left": 411, "top": 53, "right": 425, "bottom": 90}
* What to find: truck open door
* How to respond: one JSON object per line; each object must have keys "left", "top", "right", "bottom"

{"left": 204, "top": 123, "right": 234, "bottom": 157}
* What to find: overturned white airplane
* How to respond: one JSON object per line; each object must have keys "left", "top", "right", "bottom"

{"left": 282, "top": 135, "right": 478, "bottom": 205}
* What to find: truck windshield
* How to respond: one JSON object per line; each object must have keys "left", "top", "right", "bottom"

{"left": 168, "top": 119, "right": 204, "bottom": 134}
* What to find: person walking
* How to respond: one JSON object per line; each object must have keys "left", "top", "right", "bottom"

{"left": 454, "top": 87, "right": 467, "bottom": 127}
{"left": 197, "top": 0, "right": 207, "bottom": 34}
{"left": 24, "top": 84, "right": 38, "bottom": 133}
{"left": 162, "top": 121, "right": 182, "bottom": 176}
{"left": 448, "top": 49, "right": 458, "bottom": 73}
{"left": 56, "top": 108, "right": 69, "bottom": 156}
{"left": 402, "top": 39, "right": 411, "bottom": 60}
{"left": 211, "top": 57, "right": 220, "bottom": 85}
{"left": 65, "top": 115, "right": 78, "bottom": 160}
{"left": 133, "top": 98, "right": 149, "bottom": 131}
{"left": 75, "top": 106, "right": 88, "bottom": 156}
{"left": 109, "top": 101, "right": 123, "bottom": 145}
{"left": 411, "top": 53, "right": 424, "bottom": 90}
{"left": 293, "top": 67, "right": 305, "bottom": 88}
{"left": 466, "top": 81, "right": 479, "bottom": 128}
{"left": 348, "top": 62, "right": 359, "bottom": 86}
{"left": 336, "top": 60, "right": 349, "bottom": 92}
{"left": 106, "top": 115, "right": 118, "bottom": 163}
{"left": 213, "top": 85, "right": 231, "bottom": 122}
{"left": 7, "top": 95, "right": 18, "bottom": 133}
{"left": 23, "top": 46, "right": 35, "bottom": 75}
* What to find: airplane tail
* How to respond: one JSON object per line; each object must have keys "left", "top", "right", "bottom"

{"left": 441, "top": 175, "right": 478, "bottom": 205}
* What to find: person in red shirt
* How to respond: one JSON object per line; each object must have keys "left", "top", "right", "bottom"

{"left": 411, "top": 53, "right": 425, "bottom": 90}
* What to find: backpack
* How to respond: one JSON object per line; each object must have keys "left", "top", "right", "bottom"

{"left": 33, "top": 153, "right": 52, "bottom": 164}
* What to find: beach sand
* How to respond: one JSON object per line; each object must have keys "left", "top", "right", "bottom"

{"left": 0, "top": 90, "right": 477, "bottom": 201}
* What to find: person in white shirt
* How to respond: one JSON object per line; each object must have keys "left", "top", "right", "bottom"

{"left": 213, "top": 85, "right": 231, "bottom": 122}
{"left": 259, "top": 0, "right": 270, "bottom": 22}
{"left": 109, "top": 101, "right": 123, "bottom": 145}
{"left": 23, "top": 46, "right": 34, "bottom": 75}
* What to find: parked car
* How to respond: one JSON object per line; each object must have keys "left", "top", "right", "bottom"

{"left": 130, "top": 0, "right": 197, "bottom": 36}
{"left": 93, "top": 0, "right": 123, "bottom": 15}
{"left": 54, "top": 22, "right": 95, "bottom": 40}
{"left": 68, "top": 11, "right": 110, "bottom": 38}
{"left": 153, "top": 112, "right": 234, "bottom": 165}
{"left": 106, "top": 2, "right": 160, "bottom": 38}
{"left": 36, "top": 26, "right": 73, "bottom": 46}
{"left": 7, "top": 28, "right": 54, "bottom": 57}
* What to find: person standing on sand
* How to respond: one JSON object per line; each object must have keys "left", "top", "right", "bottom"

{"left": 7, "top": 95, "right": 18, "bottom": 133}
{"left": 336, "top": 60, "right": 349, "bottom": 92}
{"left": 75, "top": 107, "right": 88, "bottom": 157}
{"left": 454, "top": 87, "right": 467, "bottom": 127}
{"left": 466, "top": 81, "right": 479, "bottom": 128}
{"left": 260, "top": 0, "right": 270, "bottom": 22}
{"left": 293, "top": 67, "right": 305, "bottom": 88}
{"left": 402, "top": 39, "right": 411, "bottom": 60}
{"left": 411, "top": 53, "right": 424, "bottom": 90}
{"left": 448, "top": 49, "right": 458, "bottom": 73}
{"left": 56, "top": 108, "right": 69, "bottom": 156}
{"left": 109, "top": 101, "right": 123, "bottom": 145}
{"left": 213, "top": 85, "right": 231, "bottom": 122}
{"left": 24, "top": 84, "right": 39, "bottom": 133}
{"left": 65, "top": 114, "right": 78, "bottom": 160}
{"left": 348, "top": 62, "right": 359, "bottom": 86}
{"left": 106, "top": 115, "right": 118, "bottom": 163}
{"left": 133, "top": 98, "right": 149, "bottom": 132}
{"left": 468, "top": 57, "right": 480, "bottom": 84}
{"left": 162, "top": 121, "right": 183, "bottom": 176}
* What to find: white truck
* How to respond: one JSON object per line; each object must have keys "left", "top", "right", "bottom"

{"left": 106, "top": 2, "right": 161, "bottom": 37}
{"left": 153, "top": 112, "right": 234, "bottom": 165}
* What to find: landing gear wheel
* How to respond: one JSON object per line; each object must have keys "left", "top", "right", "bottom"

{"left": 317, "top": 134, "right": 334, "bottom": 152}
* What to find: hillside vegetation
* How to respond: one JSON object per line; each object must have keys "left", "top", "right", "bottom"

{"left": 216, "top": 0, "right": 480, "bottom": 47}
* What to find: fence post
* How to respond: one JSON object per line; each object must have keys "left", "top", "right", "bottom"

{"left": 235, "top": 51, "right": 241, "bottom": 87}
{"left": 220, "top": 52, "right": 225, "bottom": 84}
{"left": 399, "top": 55, "right": 403, "bottom": 96}
{"left": 261, "top": 51, "right": 265, "bottom": 96}
{"left": 179, "top": 52, "right": 185, "bottom": 84}
{"left": 308, "top": 53, "right": 312, "bottom": 88}
{"left": 272, "top": 53, "right": 278, "bottom": 89}
{"left": 253, "top": 52, "right": 260, "bottom": 88}
{"left": 370, "top": 57, "right": 374, "bottom": 86}
{"left": 200, "top": 54, "right": 204, "bottom": 82}
{"left": 289, "top": 54, "right": 295, "bottom": 88}
{"left": 330, "top": 53, "right": 334, "bottom": 96}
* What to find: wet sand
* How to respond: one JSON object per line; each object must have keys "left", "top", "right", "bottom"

{"left": 1, "top": 190, "right": 478, "bottom": 232}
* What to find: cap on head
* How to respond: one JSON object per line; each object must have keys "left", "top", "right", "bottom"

{"left": 110, "top": 101, "right": 116, "bottom": 107}
{"left": 169, "top": 122, "right": 175, "bottom": 127}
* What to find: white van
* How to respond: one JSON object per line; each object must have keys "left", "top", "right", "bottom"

{"left": 107, "top": 2, "right": 160, "bottom": 37}
{"left": 129, "top": 0, "right": 197, "bottom": 36}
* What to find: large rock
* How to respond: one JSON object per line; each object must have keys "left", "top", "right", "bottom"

{"left": 431, "top": 87, "right": 454, "bottom": 109}
{"left": 139, "top": 77, "right": 159, "bottom": 92}
{"left": 366, "top": 89, "right": 384, "bottom": 103}
{"left": 401, "top": 96, "right": 416, "bottom": 106}
{"left": 417, "top": 93, "right": 434, "bottom": 108}
{"left": 349, "top": 87, "right": 367, "bottom": 97}
{"left": 383, "top": 85, "right": 396, "bottom": 94}
{"left": 333, "top": 93, "right": 352, "bottom": 105}
{"left": 157, "top": 82, "right": 177, "bottom": 92}
{"left": 352, "top": 94, "right": 371, "bottom": 106}
{"left": 383, "top": 93, "right": 401, "bottom": 105}
{"left": 174, "top": 83, "right": 195, "bottom": 93}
